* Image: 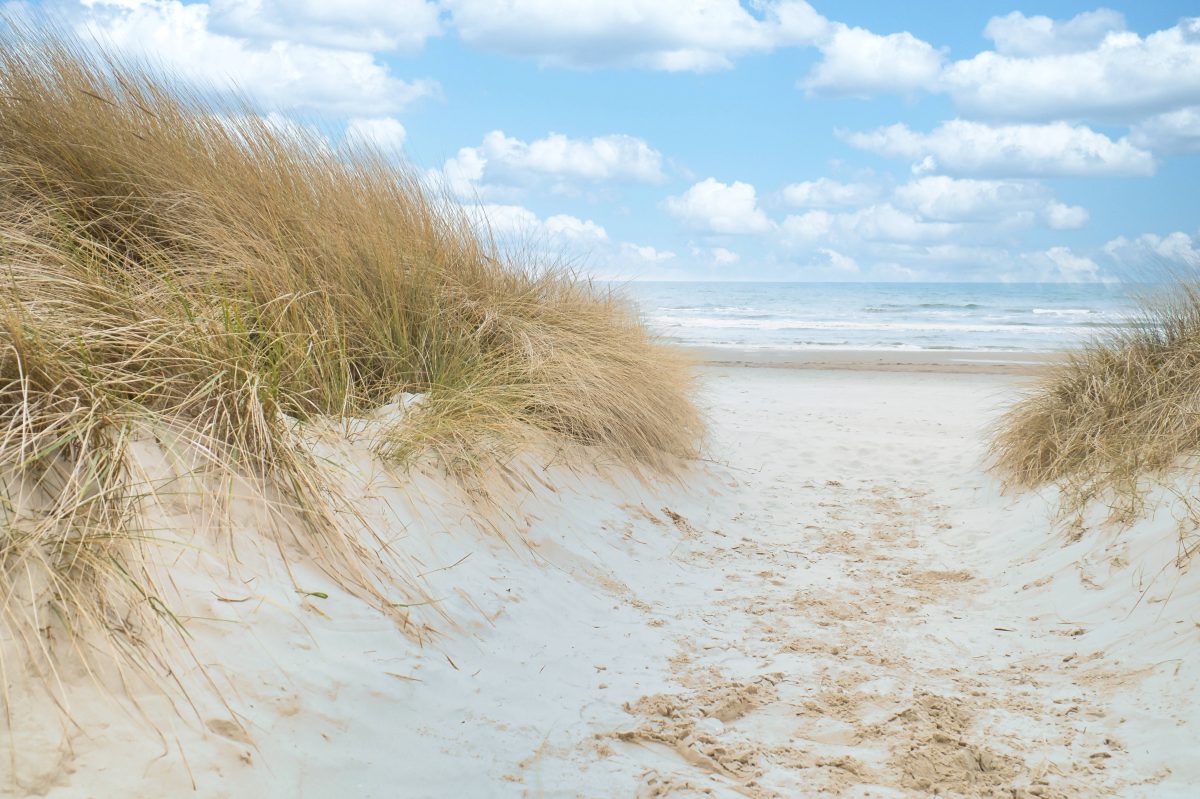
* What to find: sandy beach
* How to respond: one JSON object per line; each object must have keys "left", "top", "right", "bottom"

{"left": 5, "top": 10, "right": 1199, "bottom": 797}
{"left": 687, "top": 348, "right": 1058, "bottom": 375}
{"left": 9, "top": 352, "right": 1196, "bottom": 798}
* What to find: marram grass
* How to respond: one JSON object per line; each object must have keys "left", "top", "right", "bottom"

{"left": 0, "top": 28, "right": 699, "bottom": 732}
{"left": 992, "top": 278, "right": 1200, "bottom": 529}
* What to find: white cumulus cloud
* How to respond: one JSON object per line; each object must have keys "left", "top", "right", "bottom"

{"left": 1026, "top": 246, "right": 1101, "bottom": 281}
{"left": 842, "top": 120, "right": 1155, "bottom": 178}
{"left": 620, "top": 242, "right": 677, "bottom": 264}
{"left": 75, "top": 0, "right": 438, "bottom": 115}
{"left": 441, "top": 0, "right": 828, "bottom": 72}
{"left": 983, "top": 9, "right": 1126, "bottom": 56}
{"left": 544, "top": 213, "right": 610, "bottom": 243}
{"left": 664, "top": 179, "right": 772, "bottom": 234}
{"left": 1104, "top": 231, "right": 1200, "bottom": 269}
{"left": 1131, "top": 107, "right": 1200, "bottom": 154}
{"left": 892, "top": 176, "right": 1087, "bottom": 229}
{"left": 469, "top": 204, "right": 608, "bottom": 246}
{"left": 787, "top": 12, "right": 1200, "bottom": 129}
{"left": 1042, "top": 202, "right": 1089, "bottom": 230}
{"left": 462, "top": 204, "right": 707, "bottom": 280}
{"left": 892, "top": 176, "right": 1036, "bottom": 222}
{"left": 437, "top": 130, "right": 665, "bottom": 197}
{"left": 780, "top": 204, "right": 959, "bottom": 248}
{"left": 801, "top": 24, "right": 944, "bottom": 96}
{"left": 778, "top": 210, "right": 833, "bottom": 244}
{"left": 710, "top": 247, "right": 741, "bottom": 266}
{"left": 344, "top": 117, "right": 407, "bottom": 151}
{"left": 210, "top": 0, "right": 441, "bottom": 53}
{"left": 942, "top": 17, "right": 1200, "bottom": 122}
{"left": 820, "top": 248, "right": 859, "bottom": 273}
{"left": 780, "top": 178, "right": 880, "bottom": 208}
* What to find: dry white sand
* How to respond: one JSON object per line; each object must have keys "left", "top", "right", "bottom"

{"left": 5, "top": 361, "right": 1198, "bottom": 797}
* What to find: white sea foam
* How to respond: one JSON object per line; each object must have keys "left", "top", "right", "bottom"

{"left": 622, "top": 281, "right": 1140, "bottom": 352}
{"left": 649, "top": 316, "right": 1083, "bottom": 335}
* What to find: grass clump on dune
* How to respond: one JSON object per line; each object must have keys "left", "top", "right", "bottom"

{"left": 992, "top": 278, "right": 1200, "bottom": 531}
{"left": 0, "top": 27, "right": 699, "bottom": 718}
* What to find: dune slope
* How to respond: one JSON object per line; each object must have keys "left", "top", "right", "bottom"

{"left": 8, "top": 364, "right": 1197, "bottom": 798}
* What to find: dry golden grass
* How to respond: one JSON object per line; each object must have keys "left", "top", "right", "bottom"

{"left": 0, "top": 27, "right": 699, "bottom": 730}
{"left": 992, "top": 279, "right": 1200, "bottom": 525}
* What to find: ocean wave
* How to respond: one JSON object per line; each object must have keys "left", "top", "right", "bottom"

{"left": 627, "top": 282, "right": 1141, "bottom": 352}
{"left": 1032, "top": 308, "right": 1095, "bottom": 315}
{"left": 648, "top": 316, "right": 1089, "bottom": 334}
{"left": 863, "top": 302, "right": 984, "bottom": 312}
{"left": 656, "top": 305, "right": 758, "bottom": 312}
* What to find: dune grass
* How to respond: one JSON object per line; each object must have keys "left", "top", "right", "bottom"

{"left": 992, "top": 278, "right": 1200, "bottom": 528}
{"left": 0, "top": 28, "right": 699, "bottom": 725}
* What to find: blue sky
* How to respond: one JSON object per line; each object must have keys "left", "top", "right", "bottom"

{"left": 15, "top": 1, "right": 1200, "bottom": 281}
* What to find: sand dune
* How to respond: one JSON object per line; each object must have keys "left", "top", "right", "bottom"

{"left": 5, "top": 361, "right": 1197, "bottom": 797}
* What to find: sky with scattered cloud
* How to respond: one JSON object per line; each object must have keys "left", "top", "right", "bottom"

{"left": 10, "top": 0, "right": 1200, "bottom": 281}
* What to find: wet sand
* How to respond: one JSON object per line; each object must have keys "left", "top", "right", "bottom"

{"left": 687, "top": 346, "right": 1059, "bottom": 375}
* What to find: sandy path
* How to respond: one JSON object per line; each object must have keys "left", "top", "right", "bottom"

{"left": 576, "top": 367, "right": 1190, "bottom": 797}
{"left": 13, "top": 364, "right": 1196, "bottom": 798}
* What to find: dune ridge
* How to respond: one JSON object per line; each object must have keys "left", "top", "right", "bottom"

{"left": 0, "top": 25, "right": 697, "bottom": 773}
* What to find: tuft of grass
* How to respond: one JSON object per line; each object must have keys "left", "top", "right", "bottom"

{"left": 992, "top": 278, "right": 1200, "bottom": 525}
{"left": 0, "top": 26, "right": 699, "bottom": 733}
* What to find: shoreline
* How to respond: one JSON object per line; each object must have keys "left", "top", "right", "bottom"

{"left": 682, "top": 345, "right": 1059, "bottom": 375}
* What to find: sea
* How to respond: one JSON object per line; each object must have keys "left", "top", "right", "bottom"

{"left": 620, "top": 282, "right": 1144, "bottom": 353}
